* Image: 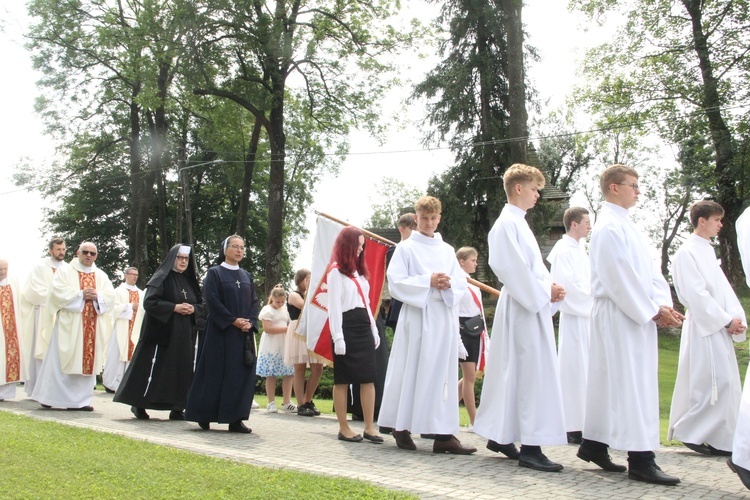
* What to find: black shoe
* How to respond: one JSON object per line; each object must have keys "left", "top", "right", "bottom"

{"left": 40, "top": 404, "right": 52, "bottom": 409}
{"left": 728, "top": 458, "right": 750, "bottom": 490}
{"left": 683, "top": 442, "right": 712, "bottom": 455}
{"left": 363, "top": 432, "right": 384, "bottom": 444}
{"left": 707, "top": 444, "right": 732, "bottom": 456}
{"left": 337, "top": 432, "right": 363, "bottom": 442}
{"left": 379, "top": 426, "right": 393, "bottom": 435}
{"left": 519, "top": 452, "right": 564, "bottom": 472}
{"left": 228, "top": 420, "right": 252, "bottom": 434}
{"left": 104, "top": 387, "right": 115, "bottom": 394}
{"left": 198, "top": 421, "right": 210, "bottom": 430}
{"left": 420, "top": 433, "right": 436, "bottom": 439}
{"left": 628, "top": 464, "right": 680, "bottom": 486}
{"left": 567, "top": 431, "right": 583, "bottom": 444}
{"left": 351, "top": 413, "right": 364, "bottom": 421}
{"left": 131, "top": 406, "right": 149, "bottom": 420}
{"left": 169, "top": 410, "right": 184, "bottom": 421}
{"left": 297, "top": 403, "right": 315, "bottom": 417}
{"left": 308, "top": 400, "right": 321, "bottom": 416}
{"left": 392, "top": 430, "right": 417, "bottom": 451}
{"left": 68, "top": 405, "right": 94, "bottom": 412}
{"left": 486, "top": 440, "right": 520, "bottom": 459}
{"left": 577, "top": 446, "right": 626, "bottom": 472}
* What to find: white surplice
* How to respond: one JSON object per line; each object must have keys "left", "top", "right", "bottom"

{"left": 378, "top": 231, "right": 467, "bottom": 434}
{"left": 547, "top": 234, "right": 593, "bottom": 433}
{"left": 20, "top": 257, "right": 66, "bottom": 396}
{"left": 732, "top": 207, "right": 750, "bottom": 469}
{"left": 584, "top": 202, "right": 671, "bottom": 451}
{"left": 667, "top": 234, "right": 745, "bottom": 451}
{"left": 102, "top": 283, "right": 144, "bottom": 392}
{"left": 473, "top": 204, "right": 566, "bottom": 446}
{"left": 0, "top": 276, "right": 23, "bottom": 399}
{"left": 32, "top": 260, "right": 115, "bottom": 408}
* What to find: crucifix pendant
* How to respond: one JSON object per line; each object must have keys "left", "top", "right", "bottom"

{"left": 181, "top": 288, "right": 187, "bottom": 300}
{"left": 236, "top": 280, "right": 241, "bottom": 288}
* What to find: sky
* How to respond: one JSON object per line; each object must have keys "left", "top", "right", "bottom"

{"left": 0, "top": 1, "right": 605, "bottom": 280}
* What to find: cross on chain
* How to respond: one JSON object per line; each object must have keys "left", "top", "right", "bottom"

{"left": 236, "top": 280, "right": 241, "bottom": 288}
{"left": 181, "top": 288, "right": 187, "bottom": 300}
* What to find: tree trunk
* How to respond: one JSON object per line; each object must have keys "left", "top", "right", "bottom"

{"left": 265, "top": 84, "right": 286, "bottom": 295}
{"left": 501, "top": 0, "right": 527, "bottom": 165}
{"left": 235, "top": 117, "right": 263, "bottom": 238}
{"left": 682, "top": 0, "right": 742, "bottom": 286}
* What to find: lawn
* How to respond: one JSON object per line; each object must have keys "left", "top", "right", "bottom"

{"left": 0, "top": 411, "right": 413, "bottom": 499}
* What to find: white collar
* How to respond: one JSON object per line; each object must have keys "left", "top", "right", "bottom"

{"left": 221, "top": 262, "right": 240, "bottom": 270}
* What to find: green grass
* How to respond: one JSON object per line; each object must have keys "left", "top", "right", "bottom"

{"left": 0, "top": 412, "right": 413, "bottom": 499}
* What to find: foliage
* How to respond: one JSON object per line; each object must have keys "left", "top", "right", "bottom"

{"left": 364, "top": 177, "right": 422, "bottom": 228}
{"left": 0, "top": 412, "right": 412, "bottom": 499}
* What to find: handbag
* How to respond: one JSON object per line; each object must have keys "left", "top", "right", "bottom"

{"left": 459, "top": 315, "right": 484, "bottom": 337}
{"left": 244, "top": 326, "right": 258, "bottom": 367}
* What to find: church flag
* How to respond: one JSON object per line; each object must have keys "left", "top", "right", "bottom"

{"left": 297, "top": 216, "right": 389, "bottom": 363}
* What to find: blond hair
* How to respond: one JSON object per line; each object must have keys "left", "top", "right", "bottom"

{"left": 267, "top": 284, "right": 287, "bottom": 305}
{"left": 456, "top": 246, "right": 478, "bottom": 261}
{"left": 503, "top": 163, "right": 545, "bottom": 196}
{"left": 600, "top": 164, "right": 639, "bottom": 196}
{"left": 415, "top": 195, "right": 441, "bottom": 215}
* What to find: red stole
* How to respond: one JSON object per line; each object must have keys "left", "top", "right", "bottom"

{"left": 0, "top": 285, "right": 20, "bottom": 382}
{"left": 127, "top": 289, "right": 139, "bottom": 360}
{"left": 79, "top": 272, "right": 98, "bottom": 375}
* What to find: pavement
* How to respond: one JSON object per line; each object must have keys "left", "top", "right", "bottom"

{"left": 1, "top": 390, "right": 748, "bottom": 499}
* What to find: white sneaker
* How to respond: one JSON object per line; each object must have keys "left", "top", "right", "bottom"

{"left": 283, "top": 402, "right": 297, "bottom": 412}
{"left": 267, "top": 401, "right": 278, "bottom": 413}
{"left": 467, "top": 424, "right": 474, "bottom": 433}
{"left": 251, "top": 399, "right": 260, "bottom": 409}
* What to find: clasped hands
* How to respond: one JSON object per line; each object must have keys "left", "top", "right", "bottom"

{"left": 726, "top": 317, "right": 747, "bottom": 335}
{"left": 82, "top": 287, "right": 98, "bottom": 301}
{"left": 232, "top": 317, "right": 253, "bottom": 332}
{"left": 653, "top": 306, "right": 684, "bottom": 327}
{"left": 431, "top": 272, "right": 451, "bottom": 290}
{"left": 551, "top": 283, "right": 566, "bottom": 303}
{"left": 174, "top": 302, "right": 195, "bottom": 315}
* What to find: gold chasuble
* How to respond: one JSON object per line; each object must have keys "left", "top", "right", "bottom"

{"left": 0, "top": 285, "right": 20, "bottom": 382}
{"left": 127, "top": 289, "right": 139, "bottom": 359}
{"left": 79, "top": 272, "right": 98, "bottom": 375}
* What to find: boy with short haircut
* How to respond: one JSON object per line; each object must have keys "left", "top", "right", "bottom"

{"left": 474, "top": 163, "right": 568, "bottom": 472}
{"left": 668, "top": 200, "right": 746, "bottom": 456}
{"left": 546, "top": 206, "right": 593, "bottom": 445}
{"left": 578, "top": 164, "right": 683, "bottom": 486}
{"left": 379, "top": 196, "right": 476, "bottom": 454}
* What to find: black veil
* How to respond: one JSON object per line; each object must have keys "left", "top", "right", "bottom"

{"left": 147, "top": 243, "right": 202, "bottom": 301}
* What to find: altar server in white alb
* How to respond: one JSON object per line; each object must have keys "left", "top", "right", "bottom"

{"left": 546, "top": 206, "right": 593, "bottom": 446}
{"left": 32, "top": 242, "right": 115, "bottom": 411}
{"left": 727, "top": 205, "right": 750, "bottom": 490}
{"left": 102, "top": 266, "right": 144, "bottom": 393}
{"left": 20, "top": 237, "right": 68, "bottom": 396}
{"left": 668, "top": 201, "right": 746, "bottom": 456}
{"left": 379, "top": 195, "right": 476, "bottom": 455}
{"left": 473, "top": 163, "right": 568, "bottom": 472}
{"left": 577, "top": 164, "right": 683, "bottom": 486}
{"left": 0, "top": 260, "right": 24, "bottom": 400}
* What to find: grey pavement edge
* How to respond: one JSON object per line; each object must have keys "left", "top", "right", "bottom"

{"left": 1, "top": 390, "right": 747, "bottom": 499}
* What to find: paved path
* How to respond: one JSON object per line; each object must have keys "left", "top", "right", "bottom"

{"left": 1, "top": 391, "right": 747, "bottom": 499}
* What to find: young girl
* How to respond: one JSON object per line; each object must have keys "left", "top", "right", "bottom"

{"left": 284, "top": 269, "right": 325, "bottom": 417}
{"left": 257, "top": 285, "right": 295, "bottom": 413}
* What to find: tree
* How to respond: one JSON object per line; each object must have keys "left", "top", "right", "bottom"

{"left": 571, "top": 0, "right": 750, "bottom": 286}
{"left": 364, "top": 177, "right": 422, "bottom": 228}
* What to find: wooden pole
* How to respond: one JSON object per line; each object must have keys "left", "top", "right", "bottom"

{"left": 315, "top": 211, "right": 501, "bottom": 297}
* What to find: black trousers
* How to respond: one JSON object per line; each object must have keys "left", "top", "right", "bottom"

{"left": 580, "top": 439, "right": 656, "bottom": 468}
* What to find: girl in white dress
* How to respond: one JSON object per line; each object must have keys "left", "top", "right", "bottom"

{"left": 257, "top": 285, "right": 295, "bottom": 413}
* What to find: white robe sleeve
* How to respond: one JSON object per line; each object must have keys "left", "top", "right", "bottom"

{"left": 489, "top": 220, "right": 551, "bottom": 314}
{"left": 591, "top": 225, "right": 660, "bottom": 325}
{"left": 550, "top": 248, "right": 592, "bottom": 317}
{"left": 387, "top": 244, "right": 432, "bottom": 308}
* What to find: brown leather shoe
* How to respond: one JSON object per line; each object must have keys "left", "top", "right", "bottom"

{"left": 433, "top": 436, "right": 477, "bottom": 455}
{"left": 392, "top": 430, "right": 417, "bottom": 450}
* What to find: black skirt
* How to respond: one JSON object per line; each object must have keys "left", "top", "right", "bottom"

{"left": 333, "top": 308, "right": 377, "bottom": 385}
{"left": 459, "top": 319, "right": 481, "bottom": 364}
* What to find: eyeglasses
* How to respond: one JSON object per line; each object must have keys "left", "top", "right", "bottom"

{"left": 81, "top": 250, "right": 97, "bottom": 256}
{"left": 126, "top": 273, "right": 139, "bottom": 277}
{"left": 175, "top": 255, "right": 190, "bottom": 261}
{"left": 617, "top": 182, "right": 640, "bottom": 191}
{"left": 228, "top": 244, "right": 245, "bottom": 251}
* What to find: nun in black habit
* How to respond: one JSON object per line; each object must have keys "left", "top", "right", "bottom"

{"left": 185, "top": 235, "right": 259, "bottom": 433}
{"left": 114, "top": 244, "right": 204, "bottom": 420}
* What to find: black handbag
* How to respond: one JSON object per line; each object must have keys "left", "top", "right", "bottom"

{"left": 244, "top": 326, "right": 258, "bottom": 367}
{"left": 459, "top": 315, "right": 484, "bottom": 337}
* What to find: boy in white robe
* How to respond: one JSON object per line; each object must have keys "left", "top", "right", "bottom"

{"left": 577, "top": 164, "right": 683, "bottom": 486}
{"left": 32, "top": 242, "right": 115, "bottom": 411}
{"left": 379, "top": 195, "right": 476, "bottom": 454}
{"left": 546, "top": 207, "right": 593, "bottom": 445}
{"left": 102, "top": 267, "right": 144, "bottom": 393}
{"left": 728, "top": 206, "right": 750, "bottom": 490}
{"left": 473, "top": 163, "right": 568, "bottom": 472}
{"left": 668, "top": 201, "right": 746, "bottom": 456}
